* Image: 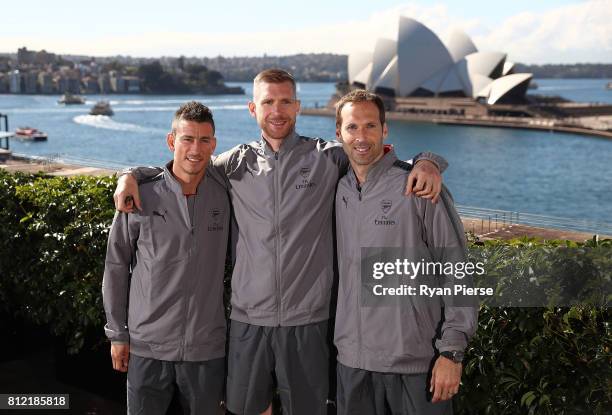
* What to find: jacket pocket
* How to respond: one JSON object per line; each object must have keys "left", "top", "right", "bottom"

{"left": 137, "top": 212, "right": 189, "bottom": 262}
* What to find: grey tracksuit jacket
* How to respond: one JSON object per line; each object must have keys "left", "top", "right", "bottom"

{"left": 334, "top": 150, "right": 477, "bottom": 374}
{"left": 131, "top": 132, "right": 447, "bottom": 327}
{"left": 103, "top": 162, "right": 230, "bottom": 361}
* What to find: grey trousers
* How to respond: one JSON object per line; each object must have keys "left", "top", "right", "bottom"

{"left": 225, "top": 320, "right": 329, "bottom": 415}
{"left": 127, "top": 354, "right": 225, "bottom": 415}
{"left": 336, "top": 363, "right": 452, "bottom": 415}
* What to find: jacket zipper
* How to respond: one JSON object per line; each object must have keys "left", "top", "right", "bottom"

{"left": 355, "top": 180, "right": 363, "bottom": 366}
{"left": 274, "top": 150, "right": 282, "bottom": 325}
{"left": 180, "top": 191, "right": 194, "bottom": 360}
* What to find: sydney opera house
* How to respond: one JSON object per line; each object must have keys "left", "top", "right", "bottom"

{"left": 304, "top": 16, "right": 611, "bottom": 137}
{"left": 346, "top": 17, "right": 532, "bottom": 109}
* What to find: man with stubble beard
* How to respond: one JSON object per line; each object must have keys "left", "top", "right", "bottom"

{"left": 113, "top": 69, "right": 448, "bottom": 415}
{"left": 103, "top": 102, "right": 228, "bottom": 414}
{"left": 333, "top": 90, "right": 477, "bottom": 415}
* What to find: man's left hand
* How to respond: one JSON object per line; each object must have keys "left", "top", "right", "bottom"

{"left": 430, "top": 355, "right": 462, "bottom": 403}
{"left": 406, "top": 160, "right": 442, "bottom": 203}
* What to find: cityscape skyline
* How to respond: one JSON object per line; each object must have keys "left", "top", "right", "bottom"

{"left": 2, "top": 0, "right": 610, "bottom": 64}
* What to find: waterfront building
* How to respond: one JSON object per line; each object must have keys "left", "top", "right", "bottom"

{"left": 0, "top": 74, "right": 8, "bottom": 93}
{"left": 38, "top": 72, "right": 54, "bottom": 94}
{"left": 0, "top": 57, "right": 9, "bottom": 72}
{"left": 98, "top": 74, "right": 112, "bottom": 94}
{"left": 55, "top": 76, "right": 81, "bottom": 94}
{"left": 123, "top": 76, "right": 141, "bottom": 93}
{"left": 82, "top": 76, "right": 100, "bottom": 94}
{"left": 349, "top": 17, "right": 532, "bottom": 105}
{"left": 9, "top": 70, "right": 21, "bottom": 93}
{"left": 23, "top": 72, "right": 38, "bottom": 94}
{"left": 109, "top": 71, "right": 125, "bottom": 93}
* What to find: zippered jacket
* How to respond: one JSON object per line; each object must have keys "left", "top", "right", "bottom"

{"left": 103, "top": 162, "right": 230, "bottom": 361}
{"left": 131, "top": 133, "right": 447, "bottom": 327}
{"left": 334, "top": 149, "right": 477, "bottom": 374}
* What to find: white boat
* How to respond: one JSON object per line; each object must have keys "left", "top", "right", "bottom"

{"left": 90, "top": 101, "right": 114, "bottom": 116}
{"left": 58, "top": 93, "right": 85, "bottom": 105}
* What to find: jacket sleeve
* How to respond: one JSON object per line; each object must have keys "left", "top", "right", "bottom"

{"left": 102, "top": 211, "right": 138, "bottom": 343}
{"left": 120, "top": 166, "right": 163, "bottom": 183}
{"left": 419, "top": 185, "right": 478, "bottom": 353}
{"left": 411, "top": 151, "right": 448, "bottom": 173}
{"left": 211, "top": 148, "right": 238, "bottom": 190}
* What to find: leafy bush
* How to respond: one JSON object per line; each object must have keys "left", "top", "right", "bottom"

{"left": 0, "top": 170, "right": 116, "bottom": 352}
{"left": 0, "top": 170, "right": 610, "bottom": 412}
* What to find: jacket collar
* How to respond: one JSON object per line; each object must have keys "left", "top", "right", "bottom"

{"left": 258, "top": 130, "right": 301, "bottom": 157}
{"left": 347, "top": 149, "right": 399, "bottom": 192}
{"left": 163, "top": 160, "right": 209, "bottom": 196}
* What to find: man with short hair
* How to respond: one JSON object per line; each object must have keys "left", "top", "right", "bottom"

{"left": 333, "top": 90, "right": 477, "bottom": 415}
{"left": 113, "top": 69, "right": 447, "bottom": 415}
{"left": 103, "top": 101, "right": 228, "bottom": 414}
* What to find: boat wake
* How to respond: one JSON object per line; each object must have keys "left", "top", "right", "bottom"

{"left": 73, "top": 115, "right": 162, "bottom": 133}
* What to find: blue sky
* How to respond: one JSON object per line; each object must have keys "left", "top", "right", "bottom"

{"left": 2, "top": 0, "right": 610, "bottom": 63}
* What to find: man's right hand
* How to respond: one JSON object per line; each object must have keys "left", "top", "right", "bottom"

{"left": 110, "top": 343, "right": 130, "bottom": 372}
{"left": 113, "top": 173, "right": 141, "bottom": 212}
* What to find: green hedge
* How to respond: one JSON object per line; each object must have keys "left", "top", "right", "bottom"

{"left": 0, "top": 170, "right": 610, "bottom": 413}
{"left": 0, "top": 170, "right": 116, "bottom": 353}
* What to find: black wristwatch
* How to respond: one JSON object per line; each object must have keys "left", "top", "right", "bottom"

{"left": 440, "top": 350, "right": 464, "bottom": 363}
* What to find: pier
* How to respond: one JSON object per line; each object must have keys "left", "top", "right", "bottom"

{"left": 301, "top": 106, "right": 612, "bottom": 139}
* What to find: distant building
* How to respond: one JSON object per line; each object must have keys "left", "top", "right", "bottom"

{"left": 123, "top": 76, "right": 141, "bottom": 93}
{"left": 0, "top": 57, "right": 9, "bottom": 72}
{"left": 23, "top": 72, "right": 38, "bottom": 93}
{"left": 38, "top": 72, "right": 54, "bottom": 94}
{"left": 0, "top": 74, "right": 8, "bottom": 93}
{"left": 82, "top": 76, "right": 99, "bottom": 94}
{"left": 17, "top": 47, "right": 36, "bottom": 65}
{"left": 34, "top": 49, "right": 56, "bottom": 65}
{"left": 17, "top": 47, "right": 56, "bottom": 66}
{"left": 55, "top": 76, "right": 68, "bottom": 93}
{"left": 98, "top": 74, "right": 112, "bottom": 94}
{"left": 348, "top": 17, "right": 532, "bottom": 105}
{"left": 9, "top": 70, "right": 21, "bottom": 93}
{"left": 55, "top": 75, "right": 81, "bottom": 94}
{"left": 109, "top": 71, "right": 125, "bottom": 93}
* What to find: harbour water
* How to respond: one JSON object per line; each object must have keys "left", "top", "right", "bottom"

{"left": 1, "top": 79, "right": 611, "bottom": 223}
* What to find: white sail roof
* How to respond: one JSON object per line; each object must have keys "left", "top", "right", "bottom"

{"left": 353, "top": 62, "right": 373, "bottom": 86}
{"left": 445, "top": 29, "right": 478, "bottom": 63}
{"left": 397, "top": 16, "right": 454, "bottom": 96}
{"left": 502, "top": 61, "right": 515, "bottom": 76}
{"left": 487, "top": 73, "right": 533, "bottom": 104}
{"left": 465, "top": 51, "right": 507, "bottom": 79}
{"left": 368, "top": 38, "right": 397, "bottom": 90}
{"left": 348, "top": 51, "right": 373, "bottom": 84}
{"left": 373, "top": 55, "right": 399, "bottom": 91}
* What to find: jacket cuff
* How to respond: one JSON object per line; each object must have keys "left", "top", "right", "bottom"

{"left": 414, "top": 151, "right": 448, "bottom": 173}
{"left": 105, "top": 324, "right": 130, "bottom": 344}
{"left": 118, "top": 167, "right": 133, "bottom": 177}
{"left": 435, "top": 329, "right": 468, "bottom": 352}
